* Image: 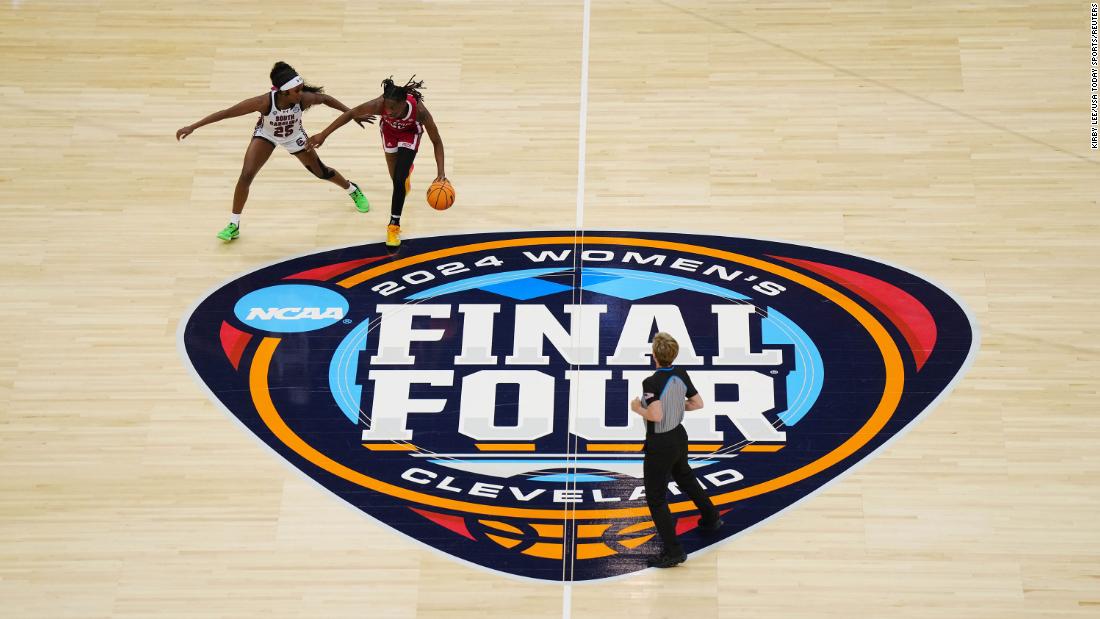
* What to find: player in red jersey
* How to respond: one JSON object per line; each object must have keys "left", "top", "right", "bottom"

{"left": 309, "top": 76, "right": 447, "bottom": 248}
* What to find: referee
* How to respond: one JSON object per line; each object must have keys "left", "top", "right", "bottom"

{"left": 630, "top": 332, "right": 724, "bottom": 568}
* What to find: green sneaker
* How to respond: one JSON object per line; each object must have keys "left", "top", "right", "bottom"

{"left": 350, "top": 183, "right": 370, "bottom": 213}
{"left": 217, "top": 222, "right": 240, "bottom": 241}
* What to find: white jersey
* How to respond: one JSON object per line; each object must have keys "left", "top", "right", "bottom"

{"left": 252, "top": 90, "right": 307, "bottom": 153}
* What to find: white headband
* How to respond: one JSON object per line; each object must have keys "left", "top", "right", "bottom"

{"left": 278, "top": 75, "right": 304, "bottom": 91}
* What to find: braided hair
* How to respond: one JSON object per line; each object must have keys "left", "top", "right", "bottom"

{"left": 270, "top": 61, "right": 324, "bottom": 94}
{"left": 381, "top": 75, "right": 425, "bottom": 103}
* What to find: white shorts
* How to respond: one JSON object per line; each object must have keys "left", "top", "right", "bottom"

{"left": 253, "top": 127, "right": 309, "bottom": 154}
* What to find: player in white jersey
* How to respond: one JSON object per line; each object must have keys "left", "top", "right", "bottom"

{"left": 176, "top": 62, "right": 375, "bottom": 241}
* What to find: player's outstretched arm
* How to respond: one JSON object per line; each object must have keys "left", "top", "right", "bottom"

{"left": 176, "top": 95, "right": 266, "bottom": 141}
{"left": 310, "top": 97, "right": 384, "bottom": 148}
{"left": 302, "top": 92, "right": 376, "bottom": 128}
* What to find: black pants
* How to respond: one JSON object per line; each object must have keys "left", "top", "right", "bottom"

{"left": 643, "top": 424, "right": 720, "bottom": 554}
{"left": 391, "top": 147, "right": 417, "bottom": 220}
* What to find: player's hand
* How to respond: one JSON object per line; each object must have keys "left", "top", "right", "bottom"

{"left": 354, "top": 115, "right": 376, "bottom": 127}
{"left": 176, "top": 125, "right": 194, "bottom": 141}
{"left": 308, "top": 133, "right": 327, "bottom": 149}
{"left": 434, "top": 174, "right": 448, "bottom": 183}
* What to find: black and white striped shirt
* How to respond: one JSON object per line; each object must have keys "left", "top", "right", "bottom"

{"left": 640, "top": 367, "right": 698, "bottom": 435}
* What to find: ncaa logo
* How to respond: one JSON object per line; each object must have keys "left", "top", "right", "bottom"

{"left": 234, "top": 284, "right": 349, "bottom": 332}
{"left": 179, "top": 231, "right": 976, "bottom": 581}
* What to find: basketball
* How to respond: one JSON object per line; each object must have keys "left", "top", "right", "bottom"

{"left": 426, "top": 179, "right": 455, "bottom": 210}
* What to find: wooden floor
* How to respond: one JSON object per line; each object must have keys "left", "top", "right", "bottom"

{"left": 2, "top": 0, "right": 1098, "bottom": 616}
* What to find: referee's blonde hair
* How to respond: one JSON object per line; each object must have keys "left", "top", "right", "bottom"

{"left": 651, "top": 332, "right": 679, "bottom": 366}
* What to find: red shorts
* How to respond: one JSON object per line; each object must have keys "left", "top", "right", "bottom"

{"left": 380, "top": 122, "right": 423, "bottom": 153}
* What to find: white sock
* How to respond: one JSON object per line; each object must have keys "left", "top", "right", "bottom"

{"left": 230, "top": 213, "right": 241, "bottom": 226}
{"left": 346, "top": 182, "right": 358, "bottom": 195}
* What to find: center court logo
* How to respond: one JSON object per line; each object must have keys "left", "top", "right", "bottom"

{"left": 179, "top": 231, "right": 977, "bottom": 581}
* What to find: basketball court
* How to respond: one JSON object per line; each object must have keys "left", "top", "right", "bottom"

{"left": 2, "top": 1, "right": 1098, "bottom": 617}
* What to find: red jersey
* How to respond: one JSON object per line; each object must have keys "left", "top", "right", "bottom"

{"left": 379, "top": 94, "right": 424, "bottom": 153}
{"left": 381, "top": 95, "right": 420, "bottom": 133}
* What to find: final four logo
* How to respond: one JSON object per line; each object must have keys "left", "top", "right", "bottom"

{"left": 180, "top": 231, "right": 976, "bottom": 581}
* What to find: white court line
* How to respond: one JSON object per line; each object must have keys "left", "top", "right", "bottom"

{"left": 575, "top": 0, "right": 592, "bottom": 230}
{"left": 564, "top": 0, "right": 593, "bottom": 611}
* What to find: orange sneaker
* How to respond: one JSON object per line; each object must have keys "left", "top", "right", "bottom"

{"left": 386, "top": 224, "right": 401, "bottom": 247}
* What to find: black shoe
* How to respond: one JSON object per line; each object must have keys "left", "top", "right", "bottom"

{"left": 646, "top": 550, "right": 687, "bottom": 568}
{"left": 698, "top": 517, "right": 724, "bottom": 533}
